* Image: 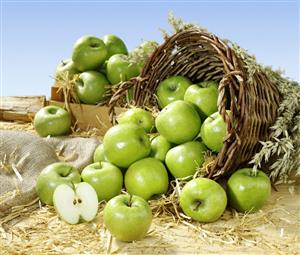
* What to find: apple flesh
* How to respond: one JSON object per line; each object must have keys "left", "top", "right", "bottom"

{"left": 179, "top": 178, "right": 227, "bottom": 222}
{"left": 72, "top": 35, "right": 107, "bottom": 72}
{"left": 53, "top": 182, "right": 98, "bottom": 224}
{"left": 165, "top": 141, "right": 207, "bottom": 178}
{"left": 227, "top": 168, "right": 271, "bottom": 213}
{"left": 34, "top": 105, "right": 71, "bottom": 137}
{"left": 75, "top": 71, "right": 109, "bottom": 105}
{"left": 156, "top": 76, "right": 192, "bottom": 108}
{"left": 36, "top": 162, "right": 81, "bottom": 205}
{"left": 125, "top": 157, "right": 169, "bottom": 200}
{"left": 200, "top": 111, "right": 229, "bottom": 152}
{"left": 103, "top": 194, "right": 152, "bottom": 242}
{"left": 117, "top": 108, "right": 154, "bottom": 133}
{"left": 184, "top": 81, "right": 218, "bottom": 120}
{"left": 81, "top": 162, "right": 123, "bottom": 202}
{"left": 103, "top": 123, "right": 151, "bottom": 168}
{"left": 150, "top": 135, "right": 172, "bottom": 162}
{"left": 155, "top": 100, "right": 201, "bottom": 144}
{"left": 103, "top": 34, "right": 128, "bottom": 59}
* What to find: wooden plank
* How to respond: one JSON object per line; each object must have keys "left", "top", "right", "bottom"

{"left": 50, "top": 100, "right": 124, "bottom": 135}
{"left": 0, "top": 96, "right": 46, "bottom": 122}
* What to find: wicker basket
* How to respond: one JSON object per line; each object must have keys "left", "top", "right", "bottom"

{"left": 108, "top": 28, "right": 281, "bottom": 179}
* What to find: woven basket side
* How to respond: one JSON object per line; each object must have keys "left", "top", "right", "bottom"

{"left": 108, "top": 28, "right": 280, "bottom": 178}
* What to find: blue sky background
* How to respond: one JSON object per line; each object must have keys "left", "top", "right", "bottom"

{"left": 1, "top": 0, "right": 299, "bottom": 97}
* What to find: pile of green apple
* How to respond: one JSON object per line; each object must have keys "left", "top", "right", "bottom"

{"left": 34, "top": 75, "right": 272, "bottom": 242}
{"left": 54, "top": 34, "right": 158, "bottom": 105}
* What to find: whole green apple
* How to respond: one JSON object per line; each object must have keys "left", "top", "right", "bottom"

{"left": 125, "top": 157, "right": 169, "bottom": 200}
{"left": 103, "top": 34, "right": 128, "bottom": 59}
{"left": 179, "top": 178, "right": 227, "bottom": 222}
{"left": 75, "top": 71, "right": 109, "bottom": 104}
{"left": 156, "top": 76, "right": 192, "bottom": 108}
{"left": 227, "top": 168, "right": 271, "bottom": 213}
{"left": 81, "top": 162, "right": 123, "bottom": 202}
{"left": 103, "top": 194, "right": 152, "bottom": 242}
{"left": 36, "top": 162, "right": 81, "bottom": 205}
{"left": 165, "top": 141, "right": 207, "bottom": 178}
{"left": 54, "top": 59, "right": 79, "bottom": 80}
{"left": 34, "top": 105, "right": 71, "bottom": 137}
{"left": 53, "top": 182, "right": 98, "bottom": 225}
{"left": 155, "top": 100, "right": 201, "bottom": 144}
{"left": 184, "top": 81, "right": 218, "bottom": 119}
{"left": 117, "top": 108, "right": 154, "bottom": 133}
{"left": 106, "top": 54, "right": 140, "bottom": 85}
{"left": 103, "top": 123, "right": 151, "bottom": 168}
{"left": 150, "top": 135, "right": 172, "bottom": 162}
{"left": 72, "top": 35, "right": 107, "bottom": 71}
{"left": 93, "top": 144, "right": 107, "bottom": 162}
{"left": 200, "top": 111, "right": 229, "bottom": 152}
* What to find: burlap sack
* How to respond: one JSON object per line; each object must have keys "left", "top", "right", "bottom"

{"left": 0, "top": 130, "right": 99, "bottom": 218}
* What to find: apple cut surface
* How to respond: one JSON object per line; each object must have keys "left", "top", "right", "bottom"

{"left": 53, "top": 183, "right": 98, "bottom": 225}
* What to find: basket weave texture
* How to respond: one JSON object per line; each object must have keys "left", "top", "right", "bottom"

{"left": 109, "top": 28, "right": 281, "bottom": 178}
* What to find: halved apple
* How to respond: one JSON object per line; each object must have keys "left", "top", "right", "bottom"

{"left": 53, "top": 182, "right": 98, "bottom": 224}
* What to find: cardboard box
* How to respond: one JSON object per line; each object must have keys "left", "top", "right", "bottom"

{"left": 50, "top": 86, "right": 123, "bottom": 135}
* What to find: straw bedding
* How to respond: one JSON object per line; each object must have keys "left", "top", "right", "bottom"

{"left": 0, "top": 184, "right": 299, "bottom": 254}
{"left": 0, "top": 121, "right": 299, "bottom": 254}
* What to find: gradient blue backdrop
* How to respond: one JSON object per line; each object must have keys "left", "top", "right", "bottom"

{"left": 1, "top": 0, "right": 299, "bottom": 97}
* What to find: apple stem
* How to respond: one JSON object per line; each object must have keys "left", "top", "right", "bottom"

{"left": 127, "top": 194, "right": 133, "bottom": 207}
{"left": 193, "top": 201, "right": 202, "bottom": 211}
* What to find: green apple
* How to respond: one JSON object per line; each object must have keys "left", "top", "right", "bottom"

{"left": 103, "top": 123, "right": 151, "bottom": 168}
{"left": 34, "top": 105, "right": 71, "bottom": 137}
{"left": 75, "top": 71, "right": 109, "bottom": 104}
{"left": 106, "top": 54, "right": 140, "bottom": 85}
{"left": 184, "top": 81, "right": 218, "bottom": 119}
{"left": 155, "top": 100, "right": 201, "bottom": 144}
{"left": 72, "top": 35, "right": 107, "bottom": 71}
{"left": 103, "top": 194, "right": 152, "bottom": 242}
{"left": 103, "top": 34, "right": 128, "bottom": 59}
{"left": 125, "top": 158, "right": 169, "bottom": 200}
{"left": 150, "top": 135, "right": 172, "bottom": 162}
{"left": 81, "top": 162, "right": 123, "bottom": 202}
{"left": 227, "top": 168, "right": 271, "bottom": 213}
{"left": 200, "top": 111, "right": 229, "bottom": 152}
{"left": 54, "top": 59, "right": 79, "bottom": 80}
{"left": 165, "top": 141, "right": 206, "bottom": 178}
{"left": 93, "top": 144, "right": 107, "bottom": 162}
{"left": 36, "top": 162, "right": 81, "bottom": 205}
{"left": 156, "top": 76, "right": 192, "bottom": 108}
{"left": 117, "top": 108, "right": 154, "bottom": 133}
{"left": 53, "top": 182, "right": 98, "bottom": 224}
{"left": 179, "top": 178, "right": 227, "bottom": 222}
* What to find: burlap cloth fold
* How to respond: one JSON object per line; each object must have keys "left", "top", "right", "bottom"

{"left": 0, "top": 130, "right": 99, "bottom": 218}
